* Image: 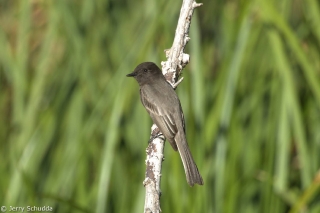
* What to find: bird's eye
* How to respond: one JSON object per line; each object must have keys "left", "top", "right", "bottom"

{"left": 143, "top": 69, "right": 148, "bottom": 72}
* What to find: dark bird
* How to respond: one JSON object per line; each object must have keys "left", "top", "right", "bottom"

{"left": 126, "top": 62, "right": 203, "bottom": 186}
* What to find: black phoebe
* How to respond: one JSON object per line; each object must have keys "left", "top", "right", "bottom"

{"left": 126, "top": 62, "right": 203, "bottom": 186}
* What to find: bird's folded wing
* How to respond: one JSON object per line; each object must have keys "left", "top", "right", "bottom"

{"left": 140, "top": 87, "right": 178, "bottom": 150}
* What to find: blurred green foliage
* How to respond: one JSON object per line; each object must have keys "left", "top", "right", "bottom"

{"left": 0, "top": 0, "right": 320, "bottom": 212}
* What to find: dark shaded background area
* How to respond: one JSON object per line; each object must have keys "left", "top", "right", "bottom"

{"left": 0, "top": 0, "right": 319, "bottom": 212}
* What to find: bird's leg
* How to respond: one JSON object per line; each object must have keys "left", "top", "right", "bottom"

{"left": 149, "top": 126, "right": 163, "bottom": 143}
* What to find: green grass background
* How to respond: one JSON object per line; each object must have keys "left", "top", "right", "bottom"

{"left": 0, "top": 0, "right": 320, "bottom": 212}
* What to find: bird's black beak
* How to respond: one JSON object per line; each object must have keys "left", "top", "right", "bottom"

{"left": 126, "top": 72, "right": 136, "bottom": 77}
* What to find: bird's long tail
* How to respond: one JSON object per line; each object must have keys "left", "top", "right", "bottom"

{"left": 175, "top": 131, "right": 204, "bottom": 186}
